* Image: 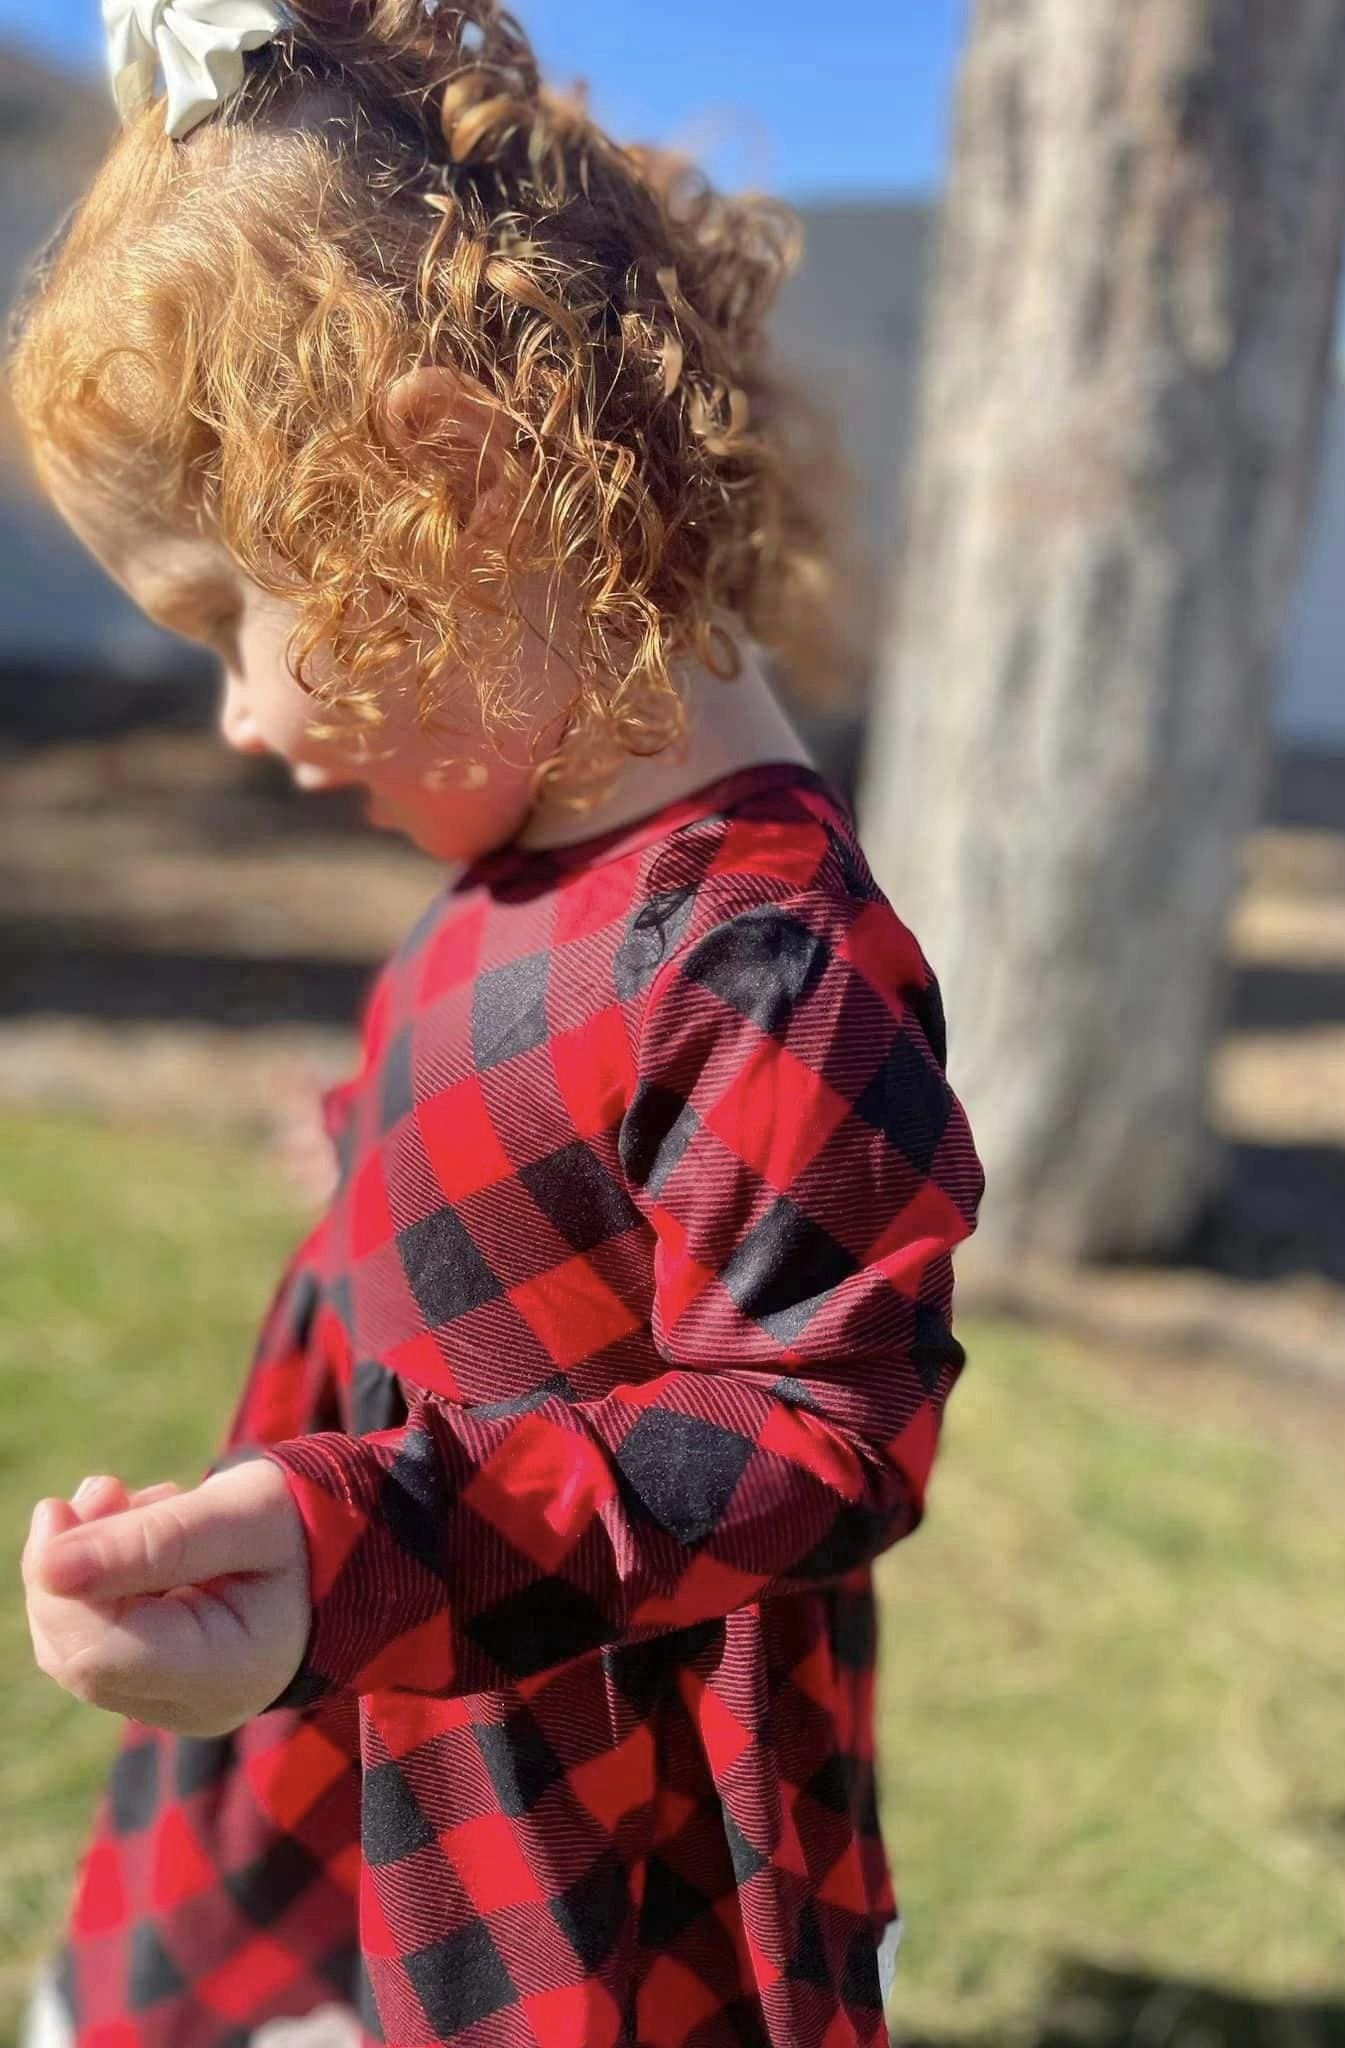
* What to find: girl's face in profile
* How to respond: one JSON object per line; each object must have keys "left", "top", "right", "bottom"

{"left": 45, "top": 465, "right": 575, "bottom": 866}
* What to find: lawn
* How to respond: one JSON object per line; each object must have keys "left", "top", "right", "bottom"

{"left": 2, "top": 1111, "right": 1343, "bottom": 2046}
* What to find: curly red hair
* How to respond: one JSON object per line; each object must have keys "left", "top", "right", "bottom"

{"left": 8, "top": 0, "right": 853, "bottom": 810}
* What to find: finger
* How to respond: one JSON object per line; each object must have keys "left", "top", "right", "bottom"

{"left": 65, "top": 1478, "right": 178, "bottom": 1526}
{"left": 65, "top": 1582, "right": 246, "bottom": 1699}
{"left": 33, "top": 1497, "right": 79, "bottom": 1540}
{"left": 69, "top": 1475, "right": 132, "bottom": 1522}
{"left": 31, "top": 1589, "right": 228, "bottom": 1726}
{"left": 130, "top": 1481, "right": 182, "bottom": 1508}
{"left": 267, "top": 1068, "right": 327, "bottom": 1125}
{"left": 25, "top": 1501, "right": 96, "bottom": 1676}
{"left": 22, "top": 1497, "right": 78, "bottom": 1580}
{"left": 37, "top": 1481, "right": 280, "bottom": 1600}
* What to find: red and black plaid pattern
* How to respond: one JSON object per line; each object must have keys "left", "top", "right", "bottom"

{"left": 51, "top": 760, "right": 984, "bottom": 2048}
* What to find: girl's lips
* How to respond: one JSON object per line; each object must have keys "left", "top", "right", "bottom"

{"left": 290, "top": 764, "right": 358, "bottom": 792}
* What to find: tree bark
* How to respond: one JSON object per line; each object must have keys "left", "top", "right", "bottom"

{"left": 857, "top": 0, "right": 1345, "bottom": 1266}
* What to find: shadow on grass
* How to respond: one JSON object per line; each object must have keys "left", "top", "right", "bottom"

{"left": 0, "top": 924, "right": 374, "bottom": 1027}
{"left": 1181, "top": 1138, "right": 1345, "bottom": 1288}
{"left": 897, "top": 1959, "right": 1345, "bottom": 2047}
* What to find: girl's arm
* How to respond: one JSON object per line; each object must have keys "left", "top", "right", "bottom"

{"left": 257, "top": 897, "right": 986, "bottom": 1707}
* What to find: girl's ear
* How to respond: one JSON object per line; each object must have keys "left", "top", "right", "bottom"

{"left": 382, "top": 364, "right": 508, "bottom": 519}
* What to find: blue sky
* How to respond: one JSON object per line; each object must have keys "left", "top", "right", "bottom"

{"left": 0, "top": 0, "right": 966, "bottom": 197}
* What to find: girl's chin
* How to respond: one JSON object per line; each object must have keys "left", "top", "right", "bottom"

{"left": 364, "top": 789, "right": 470, "bottom": 862}
{"left": 362, "top": 788, "right": 415, "bottom": 841}
{"left": 365, "top": 790, "right": 418, "bottom": 836}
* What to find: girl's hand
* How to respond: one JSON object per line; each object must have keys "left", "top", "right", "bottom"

{"left": 266, "top": 1061, "right": 341, "bottom": 1208}
{"left": 22, "top": 1461, "right": 310, "bottom": 1737}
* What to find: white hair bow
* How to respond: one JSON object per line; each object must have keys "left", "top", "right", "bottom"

{"left": 103, "top": 0, "right": 287, "bottom": 140}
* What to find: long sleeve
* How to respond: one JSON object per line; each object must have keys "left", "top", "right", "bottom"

{"left": 260, "top": 893, "right": 985, "bottom": 1708}
{"left": 208, "top": 1215, "right": 342, "bottom": 1458}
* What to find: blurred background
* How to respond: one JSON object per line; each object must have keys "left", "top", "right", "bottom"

{"left": 2, "top": 4, "right": 1343, "bottom": 2044}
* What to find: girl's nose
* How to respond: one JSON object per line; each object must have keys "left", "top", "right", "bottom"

{"left": 219, "top": 676, "right": 267, "bottom": 757}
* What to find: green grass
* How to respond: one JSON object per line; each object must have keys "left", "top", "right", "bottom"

{"left": 0, "top": 1113, "right": 305, "bottom": 2032}
{"left": 3, "top": 1111, "right": 1344, "bottom": 2045}
{"left": 876, "top": 1328, "right": 1345, "bottom": 2043}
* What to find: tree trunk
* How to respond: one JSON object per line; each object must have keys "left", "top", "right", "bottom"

{"left": 857, "top": 0, "right": 1345, "bottom": 1267}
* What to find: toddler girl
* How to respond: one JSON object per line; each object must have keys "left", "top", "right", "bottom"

{"left": 14, "top": 5, "right": 985, "bottom": 2044}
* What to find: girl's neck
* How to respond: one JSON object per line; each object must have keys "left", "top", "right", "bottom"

{"left": 514, "top": 642, "right": 817, "bottom": 854}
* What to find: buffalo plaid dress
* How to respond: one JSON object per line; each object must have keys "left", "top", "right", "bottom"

{"left": 50, "top": 758, "right": 984, "bottom": 2048}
